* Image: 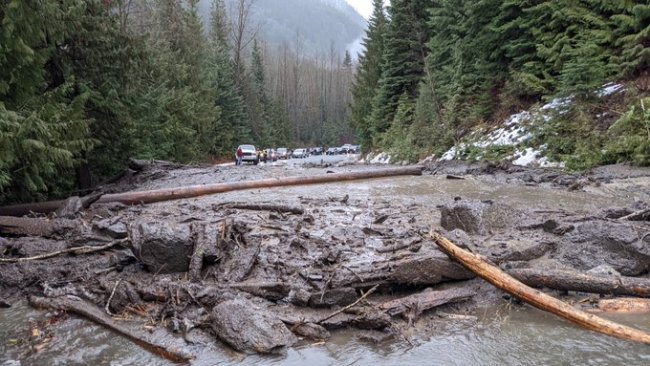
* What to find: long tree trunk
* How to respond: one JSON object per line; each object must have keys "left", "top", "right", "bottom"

{"left": 508, "top": 268, "right": 650, "bottom": 298}
{"left": 431, "top": 232, "right": 650, "bottom": 345}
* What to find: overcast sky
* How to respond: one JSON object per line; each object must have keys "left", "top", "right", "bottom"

{"left": 346, "top": 0, "right": 373, "bottom": 19}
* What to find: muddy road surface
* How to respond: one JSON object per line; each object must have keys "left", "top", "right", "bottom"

{"left": 1, "top": 160, "right": 649, "bottom": 365}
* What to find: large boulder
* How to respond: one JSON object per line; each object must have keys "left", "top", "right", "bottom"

{"left": 211, "top": 297, "right": 297, "bottom": 354}
{"left": 440, "top": 200, "right": 515, "bottom": 235}
{"left": 129, "top": 220, "right": 193, "bottom": 273}
{"left": 558, "top": 221, "right": 650, "bottom": 276}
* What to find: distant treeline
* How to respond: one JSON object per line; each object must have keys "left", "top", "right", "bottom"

{"left": 0, "top": 0, "right": 354, "bottom": 203}
{"left": 350, "top": 0, "right": 650, "bottom": 165}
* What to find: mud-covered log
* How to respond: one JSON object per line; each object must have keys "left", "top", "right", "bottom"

{"left": 29, "top": 296, "right": 192, "bottom": 363}
{"left": 95, "top": 166, "right": 423, "bottom": 206}
{"left": 377, "top": 286, "right": 475, "bottom": 318}
{"left": 432, "top": 232, "right": 650, "bottom": 346}
{"left": 508, "top": 268, "right": 650, "bottom": 297}
{"left": 0, "top": 216, "right": 79, "bottom": 237}
{"left": 0, "top": 194, "right": 102, "bottom": 217}
{"left": 219, "top": 203, "right": 305, "bottom": 215}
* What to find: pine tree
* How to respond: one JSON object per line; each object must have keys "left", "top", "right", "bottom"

{"left": 369, "top": 0, "right": 432, "bottom": 143}
{"left": 349, "top": 0, "right": 388, "bottom": 151}
{"left": 208, "top": 0, "right": 250, "bottom": 155}
{"left": 0, "top": 0, "right": 94, "bottom": 202}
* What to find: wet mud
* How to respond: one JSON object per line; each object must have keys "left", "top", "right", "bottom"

{"left": 1, "top": 160, "right": 649, "bottom": 363}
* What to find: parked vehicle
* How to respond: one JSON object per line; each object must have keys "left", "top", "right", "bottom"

{"left": 236, "top": 144, "right": 259, "bottom": 165}
{"left": 340, "top": 144, "right": 354, "bottom": 154}
{"left": 324, "top": 147, "right": 336, "bottom": 155}
{"left": 311, "top": 147, "right": 323, "bottom": 155}
{"left": 276, "top": 147, "right": 289, "bottom": 159}
{"left": 292, "top": 148, "right": 307, "bottom": 158}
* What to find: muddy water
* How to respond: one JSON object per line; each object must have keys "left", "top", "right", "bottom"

{"left": 3, "top": 302, "right": 650, "bottom": 365}
{"left": 2, "top": 172, "right": 650, "bottom": 365}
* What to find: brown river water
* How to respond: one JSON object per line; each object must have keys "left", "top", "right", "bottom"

{"left": 2, "top": 169, "right": 650, "bottom": 365}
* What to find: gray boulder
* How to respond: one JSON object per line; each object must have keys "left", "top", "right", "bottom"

{"left": 129, "top": 220, "right": 193, "bottom": 273}
{"left": 211, "top": 297, "right": 297, "bottom": 354}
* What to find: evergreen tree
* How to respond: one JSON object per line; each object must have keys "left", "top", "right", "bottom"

{"left": 208, "top": 0, "right": 250, "bottom": 155}
{"left": 369, "top": 0, "right": 433, "bottom": 143}
{"left": 349, "top": 0, "right": 388, "bottom": 151}
{"left": 0, "top": 0, "right": 94, "bottom": 202}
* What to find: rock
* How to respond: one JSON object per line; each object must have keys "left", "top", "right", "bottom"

{"left": 440, "top": 200, "right": 515, "bottom": 234}
{"left": 55, "top": 196, "right": 83, "bottom": 218}
{"left": 211, "top": 297, "right": 297, "bottom": 354}
{"left": 290, "top": 322, "right": 330, "bottom": 340}
{"left": 93, "top": 218, "right": 128, "bottom": 239}
{"left": 559, "top": 221, "right": 650, "bottom": 276}
{"left": 129, "top": 220, "right": 193, "bottom": 273}
{"left": 308, "top": 287, "right": 357, "bottom": 307}
{"left": 286, "top": 288, "right": 311, "bottom": 306}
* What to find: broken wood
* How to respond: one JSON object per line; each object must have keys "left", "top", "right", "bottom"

{"left": 317, "top": 284, "right": 379, "bottom": 324}
{"left": 431, "top": 231, "right": 650, "bottom": 345}
{"left": 377, "top": 287, "right": 475, "bottom": 318}
{"left": 218, "top": 203, "right": 304, "bottom": 215}
{"left": 0, "top": 238, "right": 128, "bottom": 263}
{"left": 375, "top": 237, "right": 422, "bottom": 253}
{"left": 29, "top": 295, "right": 192, "bottom": 363}
{"left": 598, "top": 298, "right": 650, "bottom": 314}
{"left": 508, "top": 268, "right": 650, "bottom": 297}
{"left": 619, "top": 208, "right": 650, "bottom": 221}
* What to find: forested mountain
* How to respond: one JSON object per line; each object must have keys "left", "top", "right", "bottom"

{"left": 351, "top": 0, "right": 650, "bottom": 166}
{"left": 0, "top": 0, "right": 356, "bottom": 204}
{"left": 197, "top": 0, "right": 367, "bottom": 57}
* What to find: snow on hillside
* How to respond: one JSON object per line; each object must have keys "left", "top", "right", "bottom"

{"left": 440, "top": 83, "right": 625, "bottom": 167}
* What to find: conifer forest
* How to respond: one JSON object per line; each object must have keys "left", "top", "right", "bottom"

{"left": 1, "top": 0, "right": 649, "bottom": 204}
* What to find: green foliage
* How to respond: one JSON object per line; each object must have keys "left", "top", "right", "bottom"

{"left": 350, "top": 0, "right": 388, "bottom": 151}
{"left": 604, "top": 97, "right": 650, "bottom": 166}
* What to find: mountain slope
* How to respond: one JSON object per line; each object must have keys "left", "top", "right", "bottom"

{"left": 198, "top": 0, "right": 366, "bottom": 58}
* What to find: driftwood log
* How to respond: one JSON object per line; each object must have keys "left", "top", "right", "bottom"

{"left": 598, "top": 298, "right": 650, "bottom": 314}
{"left": 431, "top": 232, "right": 650, "bottom": 345}
{"left": 0, "top": 166, "right": 423, "bottom": 216}
{"left": 508, "top": 268, "right": 650, "bottom": 297}
{"left": 29, "top": 296, "right": 192, "bottom": 363}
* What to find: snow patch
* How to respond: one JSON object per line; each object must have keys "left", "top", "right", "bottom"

{"left": 369, "top": 152, "right": 391, "bottom": 164}
{"left": 598, "top": 83, "right": 624, "bottom": 97}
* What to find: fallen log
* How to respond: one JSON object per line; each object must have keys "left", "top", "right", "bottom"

{"left": 29, "top": 295, "right": 192, "bottom": 363}
{"left": 0, "top": 216, "right": 79, "bottom": 237}
{"left": 0, "top": 194, "right": 102, "bottom": 217}
{"left": 508, "top": 268, "right": 650, "bottom": 297}
{"left": 95, "top": 166, "right": 423, "bottom": 206}
{"left": 598, "top": 298, "right": 650, "bottom": 314}
{"left": 377, "top": 286, "right": 475, "bottom": 318}
{"left": 217, "top": 203, "right": 304, "bottom": 215}
{"left": 0, "top": 166, "right": 423, "bottom": 216}
{"left": 0, "top": 238, "right": 128, "bottom": 263}
{"left": 431, "top": 232, "right": 650, "bottom": 345}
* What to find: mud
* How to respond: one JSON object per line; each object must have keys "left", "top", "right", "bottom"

{"left": 1, "top": 160, "right": 649, "bottom": 362}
